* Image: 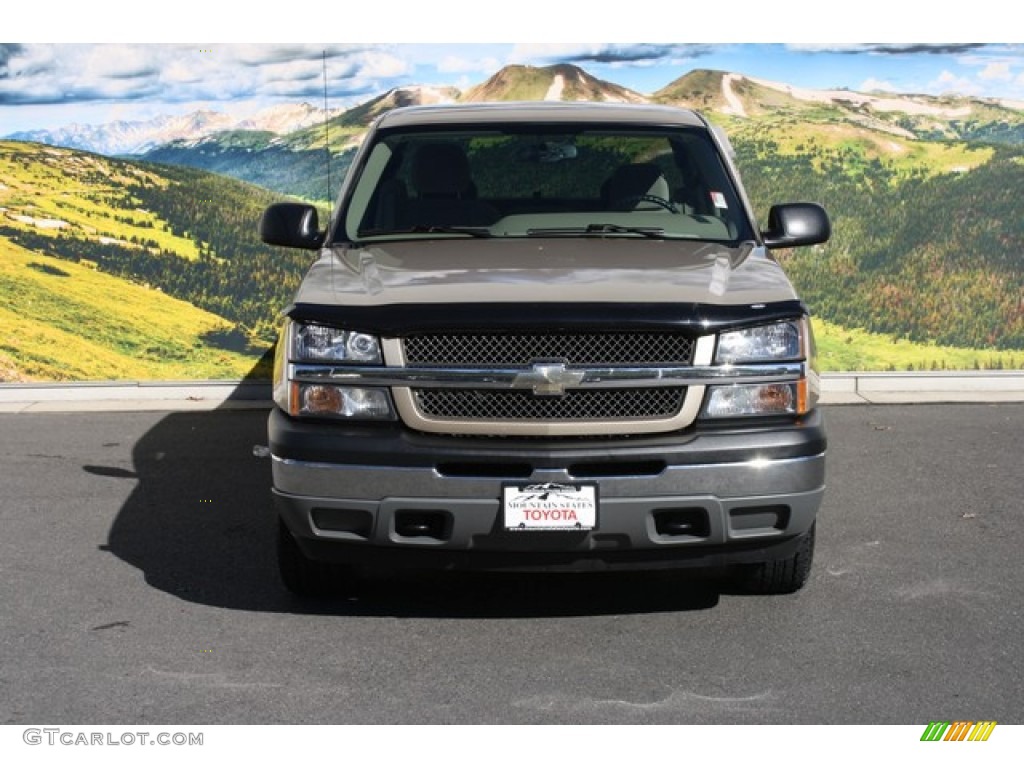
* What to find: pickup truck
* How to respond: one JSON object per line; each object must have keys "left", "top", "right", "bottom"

{"left": 259, "top": 101, "right": 830, "bottom": 597}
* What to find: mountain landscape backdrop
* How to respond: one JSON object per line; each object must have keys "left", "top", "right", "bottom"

{"left": 2, "top": 62, "right": 1022, "bottom": 381}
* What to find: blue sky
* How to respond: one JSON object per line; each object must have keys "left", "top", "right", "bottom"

{"left": 2, "top": 2, "right": 1021, "bottom": 134}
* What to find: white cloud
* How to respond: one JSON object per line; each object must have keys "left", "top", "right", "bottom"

{"left": 436, "top": 55, "right": 503, "bottom": 74}
{"left": 979, "top": 62, "right": 1013, "bottom": 81}
{"left": 510, "top": 44, "right": 607, "bottom": 62}
{"left": 231, "top": 45, "right": 327, "bottom": 67}
{"left": 354, "top": 50, "right": 411, "bottom": 79}
{"left": 787, "top": 44, "right": 873, "bottom": 54}
{"left": 81, "top": 46, "right": 160, "bottom": 80}
{"left": 0, "top": 44, "right": 412, "bottom": 108}
{"left": 930, "top": 69, "right": 981, "bottom": 96}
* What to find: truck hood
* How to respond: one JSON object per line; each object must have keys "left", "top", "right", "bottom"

{"left": 293, "top": 237, "right": 800, "bottom": 309}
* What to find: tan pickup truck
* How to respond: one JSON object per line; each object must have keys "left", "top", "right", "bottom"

{"left": 260, "top": 101, "right": 830, "bottom": 597}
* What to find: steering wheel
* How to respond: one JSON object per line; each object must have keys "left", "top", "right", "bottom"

{"left": 611, "top": 194, "right": 678, "bottom": 213}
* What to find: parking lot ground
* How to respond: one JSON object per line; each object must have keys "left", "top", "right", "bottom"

{"left": 0, "top": 404, "right": 1021, "bottom": 725}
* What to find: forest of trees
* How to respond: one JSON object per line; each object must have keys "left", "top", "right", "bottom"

{"left": 733, "top": 132, "right": 1024, "bottom": 350}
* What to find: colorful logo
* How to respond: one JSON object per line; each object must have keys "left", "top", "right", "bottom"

{"left": 920, "top": 721, "right": 997, "bottom": 742}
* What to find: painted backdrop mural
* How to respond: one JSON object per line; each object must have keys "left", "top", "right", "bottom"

{"left": 1, "top": 43, "right": 1022, "bottom": 381}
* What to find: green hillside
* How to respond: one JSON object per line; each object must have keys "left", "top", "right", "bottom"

{"left": 730, "top": 130, "right": 1024, "bottom": 350}
{"left": 0, "top": 235, "right": 262, "bottom": 381}
{"left": 813, "top": 319, "right": 1021, "bottom": 372}
{"left": 0, "top": 141, "right": 319, "bottom": 381}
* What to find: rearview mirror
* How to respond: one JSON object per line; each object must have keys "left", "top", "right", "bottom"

{"left": 518, "top": 141, "right": 578, "bottom": 163}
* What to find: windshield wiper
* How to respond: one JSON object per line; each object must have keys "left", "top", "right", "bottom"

{"left": 527, "top": 224, "right": 665, "bottom": 239}
{"left": 360, "top": 225, "right": 493, "bottom": 238}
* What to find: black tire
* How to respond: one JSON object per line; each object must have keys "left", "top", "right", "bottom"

{"left": 277, "top": 518, "right": 355, "bottom": 597}
{"left": 733, "top": 522, "right": 815, "bottom": 595}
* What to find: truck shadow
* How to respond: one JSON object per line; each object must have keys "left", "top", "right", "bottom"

{"left": 299, "top": 570, "right": 721, "bottom": 617}
{"left": 99, "top": 353, "right": 722, "bottom": 617}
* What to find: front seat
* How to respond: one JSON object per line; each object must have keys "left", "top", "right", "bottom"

{"left": 404, "top": 143, "right": 499, "bottom": 227}
{"left": 602, "top": 163, "right": 674, "bottom": 211}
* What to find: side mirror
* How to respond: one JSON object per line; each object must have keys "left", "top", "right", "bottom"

{"left": 259, "top": 203, "right": 322, "bottom": 250}
{"left": 762, "top": 203, "right": 830, "bottom": 249}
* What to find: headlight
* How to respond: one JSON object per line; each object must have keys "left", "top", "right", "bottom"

{"left": 274, "top": 319, "right": 394, "bottom": 420}
{"left": 291, "top": 322, "right": 382, "bottom": 364}
{"left": 715, "top": 321, "right": 802, "bottom": 364}
{"left": 703, "top": 318, "right": 816, "bottom": 419}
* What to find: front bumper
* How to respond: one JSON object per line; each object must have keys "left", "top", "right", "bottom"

{"left": 268, "top": 408, "right": 826, "bottom": 572}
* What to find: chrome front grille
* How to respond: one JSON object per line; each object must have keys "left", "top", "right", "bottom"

{"left": 403, "top": 332, "right": 694, "bottom": 367}
{"left": 414, "top": 387, "right": 687, "bottom": 421}
{"left": 394, "top": 331, "right": 700, "bottom": 435}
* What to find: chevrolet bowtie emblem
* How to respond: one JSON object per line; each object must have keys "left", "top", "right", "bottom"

{"left": 513, "top": 363, "right": 585, "bottom": 397}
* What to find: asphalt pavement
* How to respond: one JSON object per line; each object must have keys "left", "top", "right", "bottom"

{"left": 0, "top": 403, "right": 1021, "bottom": 724}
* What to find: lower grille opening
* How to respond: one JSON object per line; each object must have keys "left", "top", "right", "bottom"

{"left": 569, "top": 460, "right": 666, "bottom": 478}
{"left": 394, "top": 510, "right": 452, "bottom": 540}
{"left": 729, "top": 505, "right": 790, "bottom": 532}
{"left": 311, "top": 507, "right": 373, "bottom": 537}
{"left": 653, "top": 508, "right": 710, "bottom": 538}
{"left": 436, "top": 462, "right": 533, "bottom": 478}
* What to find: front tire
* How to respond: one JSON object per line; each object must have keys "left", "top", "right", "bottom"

{"left": 733, "top": 522, "right": 815, "bottom": 595}
{"left": 277, "top": 518, "right": 355, "bottom": 597}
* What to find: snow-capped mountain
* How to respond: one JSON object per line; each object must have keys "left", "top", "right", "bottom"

{"left": 6, "top": 103, "right": 341, "bottom": 156}
{"left": 9, "top": 62, "right": 1023, "bottom": 183}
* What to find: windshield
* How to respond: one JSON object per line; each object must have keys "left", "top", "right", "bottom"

{"left": 336, "top": 123, "right": 755, "bottom": 244}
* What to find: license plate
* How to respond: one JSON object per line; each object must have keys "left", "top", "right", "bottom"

{"left": 502, "top": 483, "right": 598, "bottom": 531}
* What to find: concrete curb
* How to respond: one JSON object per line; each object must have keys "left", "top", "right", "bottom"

{"left": 1, "top": 373, "right": 1023, "bottom": 413}
{"left": 818, "top": 371, "right": 1024, "bottom": 405}
{"left": 0, "top": 381, "right": 272, "bottom": 413}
